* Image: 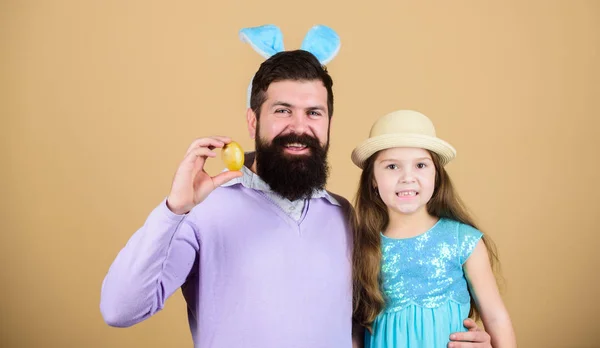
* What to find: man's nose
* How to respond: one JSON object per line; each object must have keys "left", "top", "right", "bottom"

{"left": 289, "top": 113, "right": 308, "bottom": 134}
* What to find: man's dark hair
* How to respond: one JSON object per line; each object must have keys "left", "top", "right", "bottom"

{"left": 250, "top": 50, "right": 334, "bottom": 119}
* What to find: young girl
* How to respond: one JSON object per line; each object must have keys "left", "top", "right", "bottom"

{"left": 351, "top": 110, "right": 516, "bottom": 347}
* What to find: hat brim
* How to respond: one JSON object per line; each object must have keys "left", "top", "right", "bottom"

{"left": 351, "top": 133, "right": 457, "bottom": 169}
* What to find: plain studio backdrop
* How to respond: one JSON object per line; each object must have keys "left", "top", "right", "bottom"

{"left": 1, "top": 1, "right": 598, "bottom": 347}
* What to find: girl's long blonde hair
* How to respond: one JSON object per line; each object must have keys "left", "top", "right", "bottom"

{"left": 352, "top": 150, "right": 501, "bottom": 332}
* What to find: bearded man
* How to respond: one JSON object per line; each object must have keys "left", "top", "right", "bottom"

{"left": 99, "top": 50, "right": 355, "bottom": 348}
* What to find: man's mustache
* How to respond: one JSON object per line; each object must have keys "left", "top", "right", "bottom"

{"left": 271, "top": 133, "right": 321, "bottom": 149}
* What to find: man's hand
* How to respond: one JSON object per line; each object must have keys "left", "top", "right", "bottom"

{"left": 448, "top": 319, "right": 491, "bottom": 348}
{"left": 166, "top": 136, "right": 243, "bottom": 215}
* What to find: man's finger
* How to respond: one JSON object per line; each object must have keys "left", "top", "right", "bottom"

{"left": 185, "top": 136, "right": 230, "bottom": 156}
{"left": 449, "top": 331, "right": 484, "bottom": 341}
{"left": 183, "top": 147, "right": 216, "bottom": 167}
{"left": 210, "top": 135, "right": 233, "bottom": 143}
{"left": 462, "top": 318, "right": 480, "bottom": 331}
{"left": 212, "top": 170, "right": 243, "bottom": 187}
{"left": 185, "top": 138, "right": 225, "bottom": 156}
{"left": 448, "top": 342, "right": 487, "bottom": 348}
{"left": 448, "top": 330, "right": 490, "bottom": 347}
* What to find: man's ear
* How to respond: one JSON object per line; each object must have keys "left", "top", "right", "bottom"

{"left": 246, "top": 108, "right": 257, "bottom": 139}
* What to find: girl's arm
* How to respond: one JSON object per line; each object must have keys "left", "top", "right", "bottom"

{"left": 464, "top": 240, "right": 517, "bottom": 347}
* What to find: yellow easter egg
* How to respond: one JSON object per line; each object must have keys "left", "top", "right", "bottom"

{"left": 221, "top": 141, "right": 244, "bottom": 171}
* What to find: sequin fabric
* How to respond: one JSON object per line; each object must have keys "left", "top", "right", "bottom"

{"left": 380, "top": 218, "right": 483, "bottom": 313}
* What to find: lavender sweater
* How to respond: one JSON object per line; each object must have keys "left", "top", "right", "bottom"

{"left": 100, "top": 181, "right": 354, "bottom": 347}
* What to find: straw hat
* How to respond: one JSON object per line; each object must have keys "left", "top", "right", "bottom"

{"left": 351, "top": 110, "right": 457, "bottom": 169}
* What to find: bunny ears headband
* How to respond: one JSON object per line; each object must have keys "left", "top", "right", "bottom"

{"left": 239, "top": 24, "right": 341, "bottom": 107}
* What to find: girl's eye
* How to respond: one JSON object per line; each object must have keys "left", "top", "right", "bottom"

{"left": 386, "top": 164, "right": 398, "bottom": 170}
{"left": 417, "top": 163, "right": 427, "bottom": 169}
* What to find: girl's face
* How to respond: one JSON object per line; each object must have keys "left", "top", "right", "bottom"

{"left": 373, "top": 147, "right": 437, "bottom": 216}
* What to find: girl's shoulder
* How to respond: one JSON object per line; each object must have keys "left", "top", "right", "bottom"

{"left": 437, "top": 218, "right": 483, "bottom": 237}
{"left": 438, "top": 218, "right": 483, "bottom": 264}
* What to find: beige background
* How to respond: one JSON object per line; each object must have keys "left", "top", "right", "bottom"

{"left": 2, "top": 1, "right": 599, "bottom": 347}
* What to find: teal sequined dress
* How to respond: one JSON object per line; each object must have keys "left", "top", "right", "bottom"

{"left": 365, "top": 218, "right": 483, "bottom": 348}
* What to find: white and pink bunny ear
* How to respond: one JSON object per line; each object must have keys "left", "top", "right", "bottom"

{"left": 240, "top": 24, "right": 341, "bottom": 108}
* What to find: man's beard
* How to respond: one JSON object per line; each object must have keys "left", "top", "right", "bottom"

{"left": 255, "top": 131, "right": 330, "bottom": 201}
